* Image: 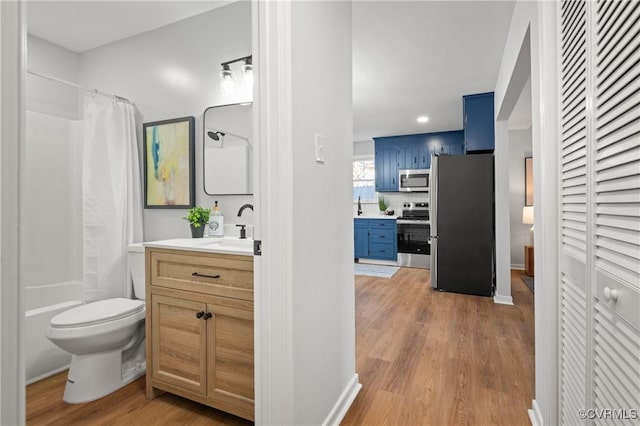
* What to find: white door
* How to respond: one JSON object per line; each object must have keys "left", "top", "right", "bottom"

{"left": 558, "top": 1, "right": 640, "bottom": 425}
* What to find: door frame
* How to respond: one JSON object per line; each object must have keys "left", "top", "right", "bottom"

{"left": 0, "top": 1, "right": 26, "bottom": 424}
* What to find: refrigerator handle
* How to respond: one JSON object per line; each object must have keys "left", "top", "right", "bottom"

{"left": 430, "top": 236, "right": 437, "bottom": 288}
{"left": 430, "top": 154, "right": 438, "bottom": 289}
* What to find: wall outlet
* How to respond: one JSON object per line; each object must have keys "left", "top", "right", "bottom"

{"left": 315, "top": 133, "right": 325, "bottom": 163}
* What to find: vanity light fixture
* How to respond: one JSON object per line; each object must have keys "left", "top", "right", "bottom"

{"left": 219, "top": 55, "right": 252, "bottom": 96}
{"left": 417, "top": 115, "right": 429, "bottom": 123}
{"left": 220, "top": 64, "right": 235, "bottom": 96}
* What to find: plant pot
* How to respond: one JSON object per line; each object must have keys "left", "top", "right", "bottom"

{"left": 190, "top": 224, "right": 205, "bottom": 238}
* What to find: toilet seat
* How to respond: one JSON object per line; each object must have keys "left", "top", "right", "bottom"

{"left": 51, "top": 298, "right": 144, "bottom": 328}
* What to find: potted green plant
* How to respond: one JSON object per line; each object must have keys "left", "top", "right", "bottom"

{"left": 378, "top": 195, "right": 388, "bottom": 214}
{"left": 184, "top": 206, "right": 211, "bottom": 238}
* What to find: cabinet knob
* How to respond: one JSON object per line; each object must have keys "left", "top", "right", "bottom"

{"left": 603, "top": 286, "right": 618, "bottom": 303}
{"left": 203, "top": 312, "right": 213, "bottom": 320}
{"left": 196, "top": 311, "right": 205, "bottom": 319}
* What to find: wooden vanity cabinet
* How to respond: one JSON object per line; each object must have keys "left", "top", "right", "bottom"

{"left": 145, "top": 248, "right": 254, "bottom": 421}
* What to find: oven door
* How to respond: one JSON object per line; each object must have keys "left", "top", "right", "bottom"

{"left": 397, "top": 220, "right": 431, "bottom": 268}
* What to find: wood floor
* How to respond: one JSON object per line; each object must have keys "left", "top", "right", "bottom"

{"left": 342, "top": 268, "right": 534, "bottom": 426}
{"left": 27, "top": 269, "right": 533, "bottom": 425}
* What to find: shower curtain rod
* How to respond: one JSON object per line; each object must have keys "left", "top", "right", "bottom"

{"left": 27, "top": 69, "right": 134, "bottom": 105}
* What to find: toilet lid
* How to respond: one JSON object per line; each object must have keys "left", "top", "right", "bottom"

{"left": 51, "top": 298, "right": 144, "bottom": 328}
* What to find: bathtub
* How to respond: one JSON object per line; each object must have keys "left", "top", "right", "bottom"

{"left": 25, "top": 281, "right": 83, "bottom": 384}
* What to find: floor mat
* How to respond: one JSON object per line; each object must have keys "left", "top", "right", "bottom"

{"left": 521, "top": 275, "right": 534, "bottom": 293}
{"left": 354, "top": 263, "right": 400, "bottom": 278}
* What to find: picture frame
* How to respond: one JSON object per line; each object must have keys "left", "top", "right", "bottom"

{"left": 143, "top": 116, "right": 195, "bottom": 209}
{"left": 525, "top": 156, "right": 533, "bottom": 206}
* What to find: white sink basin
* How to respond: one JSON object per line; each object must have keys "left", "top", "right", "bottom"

{"left": 144, "top": 237, "right": 254, "bottom": 256}
{"left": 205, "top": 238, "right": 253, "bottom": 250}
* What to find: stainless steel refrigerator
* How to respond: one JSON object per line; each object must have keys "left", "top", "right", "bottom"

{"left": 429, "top": 154, "right": 494, "bottom": 296}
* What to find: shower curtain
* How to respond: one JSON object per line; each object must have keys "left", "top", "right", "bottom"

{"left": 82, "top": 97, "right": 143, "bottom": 302}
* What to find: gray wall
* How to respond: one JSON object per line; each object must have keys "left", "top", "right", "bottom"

{"left": 77, "top": 2, "right": 253, "bottom": 241}
{"left": 509, "top": 127, "right": 532, "bottom": 267}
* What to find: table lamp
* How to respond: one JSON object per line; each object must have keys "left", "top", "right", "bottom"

{"left": 522, "top": 206, "right": 534, "bottom": 246}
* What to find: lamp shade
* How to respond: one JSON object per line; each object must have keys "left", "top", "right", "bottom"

{"left": 522, "top": 206, "right": 534, "bottom": 225}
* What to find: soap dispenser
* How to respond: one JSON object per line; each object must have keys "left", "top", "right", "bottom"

{"left": 209, "top": 201, "right": 224, "bottom": 237}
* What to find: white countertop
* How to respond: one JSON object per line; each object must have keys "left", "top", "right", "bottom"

{"left": 144, "top": 237, "right": 253, "bottom": 256}
{"left": 354, "top": 215, "right": 398, "bottom": 220}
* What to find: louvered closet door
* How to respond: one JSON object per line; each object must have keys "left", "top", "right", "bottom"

{"left": 559, "top": 0, "right": 589, "bottom": 424}
{"left": 592, "top": 0, "right": 640, "bottom": 423}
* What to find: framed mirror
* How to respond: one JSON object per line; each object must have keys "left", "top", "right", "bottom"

{"left": 203, "top": 102, "right": 253, "bottom": 195}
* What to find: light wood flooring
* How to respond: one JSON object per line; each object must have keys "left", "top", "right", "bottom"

{"left": 27, "top": 269, "right": 533, "bottom": 425}
{"left": 342, "top": 268, "right": 534, "bottom": 426}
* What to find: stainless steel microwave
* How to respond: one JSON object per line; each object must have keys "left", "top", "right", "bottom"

{"left": 398, "top": 169, "right": 429, "bottom": 192}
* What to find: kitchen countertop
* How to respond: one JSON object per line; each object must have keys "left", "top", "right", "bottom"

{"left": 144, "top": 237, "right": 253, "bottom": 256}
{"left": 354, "top": 215, "right": 398, "bottom": 220}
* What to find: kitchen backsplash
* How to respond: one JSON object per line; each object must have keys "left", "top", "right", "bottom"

{"left": 354, "top": 191, "right": 428, "bottom": 216}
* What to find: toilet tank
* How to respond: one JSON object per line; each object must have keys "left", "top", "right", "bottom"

{"left": 127, "top": 243, "right": 146, "bottom": 300}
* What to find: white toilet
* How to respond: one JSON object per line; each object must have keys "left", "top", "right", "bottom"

{"left": 47, "top": 243, "right": 146, "bottom": 403}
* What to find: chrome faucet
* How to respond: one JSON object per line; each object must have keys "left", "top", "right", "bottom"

{"left": 236, "top": 204, "right": 253, "bottom": 239}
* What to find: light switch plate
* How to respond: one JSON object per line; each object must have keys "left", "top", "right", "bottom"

{"left": 315, "top": 133, "right": 325, "bottom": 163}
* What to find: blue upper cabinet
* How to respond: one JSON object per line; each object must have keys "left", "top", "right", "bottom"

{"left": 463, "top": 92, "right": 495, "bottom": 152}
{"left": 374, "top": 144, "right": 398, "bottom": 192}
{"left": 374, "top": 130, "right": 464, "bottom": 190}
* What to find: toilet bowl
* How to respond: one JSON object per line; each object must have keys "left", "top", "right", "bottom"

{"left": 47, "top": 243, "right": 147, "bottom": 403}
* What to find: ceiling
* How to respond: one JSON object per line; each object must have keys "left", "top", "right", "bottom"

{"left": 353, "top": 1, "right": 515, "bottom": 141}
{"left": 26, "top": 1, "right": 232, "bottom": 53}
{"left": 27, "top": 1, "right": 516, "bottom": 143}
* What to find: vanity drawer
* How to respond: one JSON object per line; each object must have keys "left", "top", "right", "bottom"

{"left": 148, "top": 249, "right": 253, "bottom": 301}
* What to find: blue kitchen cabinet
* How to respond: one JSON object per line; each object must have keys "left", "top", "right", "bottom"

{"left": 374, "top": 145, "right": 398, "bottom": 192}
{"left": 375, "top": 131, "right": 464, "bottom": 190}
{"left": 354, "top": 218, "right": 397, "bottom": 261}
{"left": 354, "top": 219, "right": 369, "bottom": 258}
{"left": 463, "top": 92, "right": 495, "bottom": 152}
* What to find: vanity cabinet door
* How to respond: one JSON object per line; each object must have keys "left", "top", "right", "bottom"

{"left": 151, "top": 294, "right": 207, "bottom": 396}
{"left": 207, "top": 301, "right": 255, "bottom": 420}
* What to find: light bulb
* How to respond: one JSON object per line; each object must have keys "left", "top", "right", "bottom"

{"left": 242, "top": 59, "right": 253, "bottom": 90}
{"left": 220, "top": 64, "right": 235, "bottom": 96}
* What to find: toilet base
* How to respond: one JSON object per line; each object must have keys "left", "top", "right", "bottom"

{"left": 63, "top": 350, "right": 146, "bottom": 404}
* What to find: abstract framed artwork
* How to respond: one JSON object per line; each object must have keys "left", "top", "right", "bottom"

{"left": 525, "top": 156, "right": 534, "bottom": 206}
{"left": 143, "top": 116, "right": 195, "bottom": 208}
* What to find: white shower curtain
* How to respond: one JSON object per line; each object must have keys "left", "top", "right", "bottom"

{"left": 82, "top": 97, "right": 143, "bottom": 302}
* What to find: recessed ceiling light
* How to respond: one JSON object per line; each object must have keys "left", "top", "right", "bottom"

{"left": 417, "top": 116, "right": 429, "bottom": 123}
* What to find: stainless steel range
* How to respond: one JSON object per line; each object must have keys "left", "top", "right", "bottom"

{"left": 397, "top": 202, "right": 430, "bottom": 269}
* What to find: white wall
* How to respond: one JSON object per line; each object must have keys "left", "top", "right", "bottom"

{"left": 494, "top": 1, "right": 559, "bottom": 424}
{"left": 509, "top": 127, "right": 532, "bottom": 268}
{"left": 1, "top": 2, "right": 25, "bottom": 423}
{"left": 26, "top": 35, "right": 80, "bottom": 120}
{"left": 77, "top": 2, "right": 252, "bottom": 241}
{"left": 290, "top": 1, "right": 356, "bottom": 424}
{"left": 24, "top": 36, "right": 83, "bottom": 291}
{"left": 22, "top": 112, "right": 83, "bottom": 289}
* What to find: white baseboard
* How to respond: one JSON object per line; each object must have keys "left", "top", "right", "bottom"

{"left": 322, "top": 373, "right": 362, "bottom": 426}
{"left": 528, "top": 399, "right": 543, "bottom": 426}
{"left": 511, "top": 264, "right": 525, "bottom": 270}
{"left": 493, "top": 294, "right": 514, "bottom": 305}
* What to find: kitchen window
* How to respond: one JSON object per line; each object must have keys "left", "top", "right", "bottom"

{"left": 353, "top": 159, "right": 375, "bottom": 202}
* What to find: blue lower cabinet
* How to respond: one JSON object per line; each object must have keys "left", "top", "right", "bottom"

{"left": 354, "top": 220, "right": 369, "bottom": 258}
{"left": 354, "top": 219, "right": 397, "bottom": 261}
